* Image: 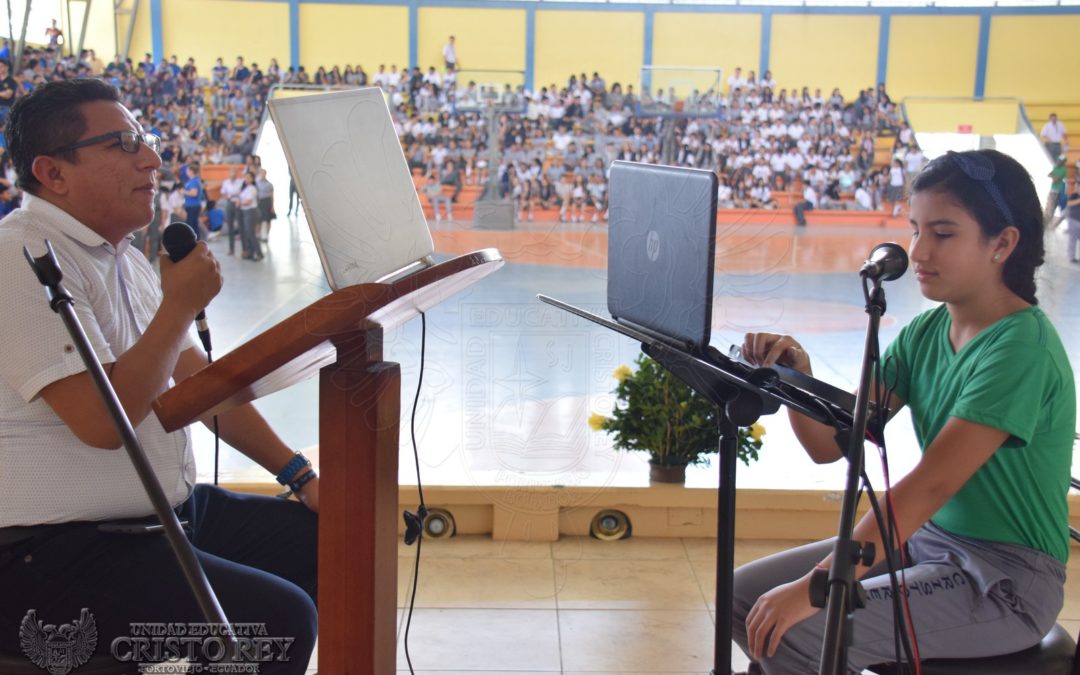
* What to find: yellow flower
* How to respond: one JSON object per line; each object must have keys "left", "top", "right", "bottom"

{"left": 588, "top": 412, "right": 608, "bottom": 431}
{"left": 749, "top": 422, "right": 766, "bottom": 441}
{"left": 613, "top": 364, "right": 632, "bottom": 382}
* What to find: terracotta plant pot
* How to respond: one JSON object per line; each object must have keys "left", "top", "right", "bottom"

{"left": 649, "top": 461, "right": 687, "bottom": 484}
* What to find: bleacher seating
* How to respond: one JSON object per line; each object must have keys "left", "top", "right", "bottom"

{"left": 410, "top": 172, "right": 908, "bottom": 227}
{"left": 1, "top": 44, "right": 920, "bottom": 228}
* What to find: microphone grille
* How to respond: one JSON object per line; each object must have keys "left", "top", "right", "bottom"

{"left": 162, "top": 222, "right": 197, "bottom": 262}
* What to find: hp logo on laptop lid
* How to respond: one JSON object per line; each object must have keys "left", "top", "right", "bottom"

{"left": 646, "top": 230, "right": 660, "bottom": 262}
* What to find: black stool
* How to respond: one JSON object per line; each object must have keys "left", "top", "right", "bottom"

{"left": 0, "top": 652, "right": 131, "bottom": 674}
{"left": 868, "top": 623, "right": 1076, "bottom": 675}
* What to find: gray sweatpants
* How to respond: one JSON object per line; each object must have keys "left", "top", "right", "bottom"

{"left": 732, "top": 522, "right": 1065, "bottom": 674}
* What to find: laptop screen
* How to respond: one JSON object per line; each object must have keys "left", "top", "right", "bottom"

{"left": 606, "top": 161, "right": 718, "bottom": 351}
{"left": 267, "top": 88, "right": 435, "bottom": 289}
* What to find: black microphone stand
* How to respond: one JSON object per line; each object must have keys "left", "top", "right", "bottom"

{"left": 23, "top": 241, "right": 236, "bottom": 648}
{"left": 814, "top": 276, "right": 887, "bottom": 675}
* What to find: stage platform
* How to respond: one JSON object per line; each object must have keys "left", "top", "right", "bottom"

{"left": 223, "top": 472, "right": 1080, "bottom": 545}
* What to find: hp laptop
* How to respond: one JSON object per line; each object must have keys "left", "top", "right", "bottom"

{"left": 538, "top": 161, "right": 864, "bottom": 426}
{"left": 606, "top": 160, "right": 718, "bottom": 351}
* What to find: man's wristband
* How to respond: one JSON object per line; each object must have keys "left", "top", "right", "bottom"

{"left": 275, "top": 452, "right": 311, "bottom": 486}
{"left": 288, "top": 469, "right": 317, "bottom": 495}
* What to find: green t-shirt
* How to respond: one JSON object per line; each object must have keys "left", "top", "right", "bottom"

{"left": 1051, "top": 164, "right": 1067, "bottom": 192}
{"left": 882, "top": 305, "right": 1075, "bottom": 562}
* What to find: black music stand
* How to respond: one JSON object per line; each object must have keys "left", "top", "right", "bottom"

{"left": 536, "top": 295, "right": 865, "bottom": 675}
{"left": 640, "top": 340, "right": 774, "bottom": 675}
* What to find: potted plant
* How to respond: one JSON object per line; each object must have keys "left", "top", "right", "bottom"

{"left": 589, "top": 354, "right": 765, "bottom": 483}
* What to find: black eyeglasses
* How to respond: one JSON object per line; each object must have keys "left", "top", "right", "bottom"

{"left": 45, "top": 130, "right": 162, "bottom": 157}
{"left": 938, "top": 150, "right": 1015, "bottom": 225}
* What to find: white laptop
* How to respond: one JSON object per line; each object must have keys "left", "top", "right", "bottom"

{"left": 267, "top": 88, "right": 435, "bottom": 288}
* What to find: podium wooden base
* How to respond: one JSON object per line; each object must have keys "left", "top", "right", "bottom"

{"left": 153, "top": 250, "right": 505, "bottom": 674}
{"left": 319, "top": 330, "right": 400, "bottom": 674}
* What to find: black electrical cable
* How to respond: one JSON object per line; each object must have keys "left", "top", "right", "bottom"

{"left": 869, "top": 325, "right": 906, "bottom": 669}
{"left": 879, "top": 363, "right": 922, "bottom": 673}
{"left": 207, "top": 349, "right": 220, "bottom": 486}
{"left": 861, "top": 470, "right": 916, "bottom": 670}
{"left": 864, "top": 322, "right": 920, "bottom": 673}
{"left": 403, "top": 312, "right": 427, "bottom": 675}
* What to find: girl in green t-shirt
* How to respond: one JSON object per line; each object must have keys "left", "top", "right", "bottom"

{"left": 732, "top": 149, "right": 1075, "bottom": 673}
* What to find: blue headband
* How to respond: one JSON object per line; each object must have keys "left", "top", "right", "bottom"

{"left": 934, "top": 150, "right": 1016, "bottom": 226}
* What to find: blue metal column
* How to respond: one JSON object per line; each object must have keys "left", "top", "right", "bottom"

{"left": 642, "top": 7, "right": 654, "bottom": 94}
{"left": 759, "top": 10, "right": 772, "bottom": 76}
{"left": 876, "top": 13, "right": 890, "bottom": 86}
{"left": 290, "top": 0, "right": 300, "bottom": 71}
{"left": 150, "top": 0, "right": 163, "bottom": 63}
{"left": 974, "top": 12, "right": 991, "bottom": 99}
{"left": 525, "top": 6, "right": 536, "bottom": 92}
{"left": 408, "top": 0, "right": 419, "bottom": 70}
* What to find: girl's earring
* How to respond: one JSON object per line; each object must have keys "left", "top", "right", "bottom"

{"left": 993, "top": 254, "right": 1001, "bottom": 262}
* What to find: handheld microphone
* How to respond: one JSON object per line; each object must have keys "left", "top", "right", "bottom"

{"left": 859, "top": 242, "right": 908, "bottom": 282}
{"left": 161, "top": 222, "right": 212, "bottom": 353}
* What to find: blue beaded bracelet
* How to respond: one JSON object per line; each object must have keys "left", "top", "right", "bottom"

{"left": 276, "top": 452, "right": 310, "bottom": 486}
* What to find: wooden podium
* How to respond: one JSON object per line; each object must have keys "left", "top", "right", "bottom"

{"left": 153, "top": 249, "right": 504, "bottom": 674}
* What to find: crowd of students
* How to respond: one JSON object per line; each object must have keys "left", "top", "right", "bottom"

{"left": 0, "top": 39, "right": 915, "bottom": 228}
{"left": 400, "top": 65, "right": 916, "bottom": 221}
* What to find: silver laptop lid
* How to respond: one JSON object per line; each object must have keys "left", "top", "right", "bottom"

{"left": 607, "top": 161, "right": 718, "bottom": 351}
{"left": 268, "top": 88, "right": 435, "bottom": 289}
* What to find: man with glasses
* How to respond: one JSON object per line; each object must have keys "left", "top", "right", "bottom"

{"left": 0, "top": 79, "right": 317, "bottom": 674}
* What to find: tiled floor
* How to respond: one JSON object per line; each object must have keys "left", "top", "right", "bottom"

{"left": 306, "top": 533, "right": 1080, "bottom": 673}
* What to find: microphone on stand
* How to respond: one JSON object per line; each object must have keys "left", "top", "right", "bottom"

{"left": 859, "top": 242, "right": 908, "bottom": 282}
{"left": 162, "top": 222, "right": 212, "bottom": 353}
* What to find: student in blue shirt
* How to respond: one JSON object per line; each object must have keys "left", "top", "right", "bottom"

{"left": 182, "top": 161, "right": 205, "bottom": 239}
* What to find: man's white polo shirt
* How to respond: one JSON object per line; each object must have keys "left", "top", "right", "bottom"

{"left": 0, "top": 194, "right": 196, "bottom": 527}
{"left": 1041, "top": 119, "right": 1066, "bottom": 144}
